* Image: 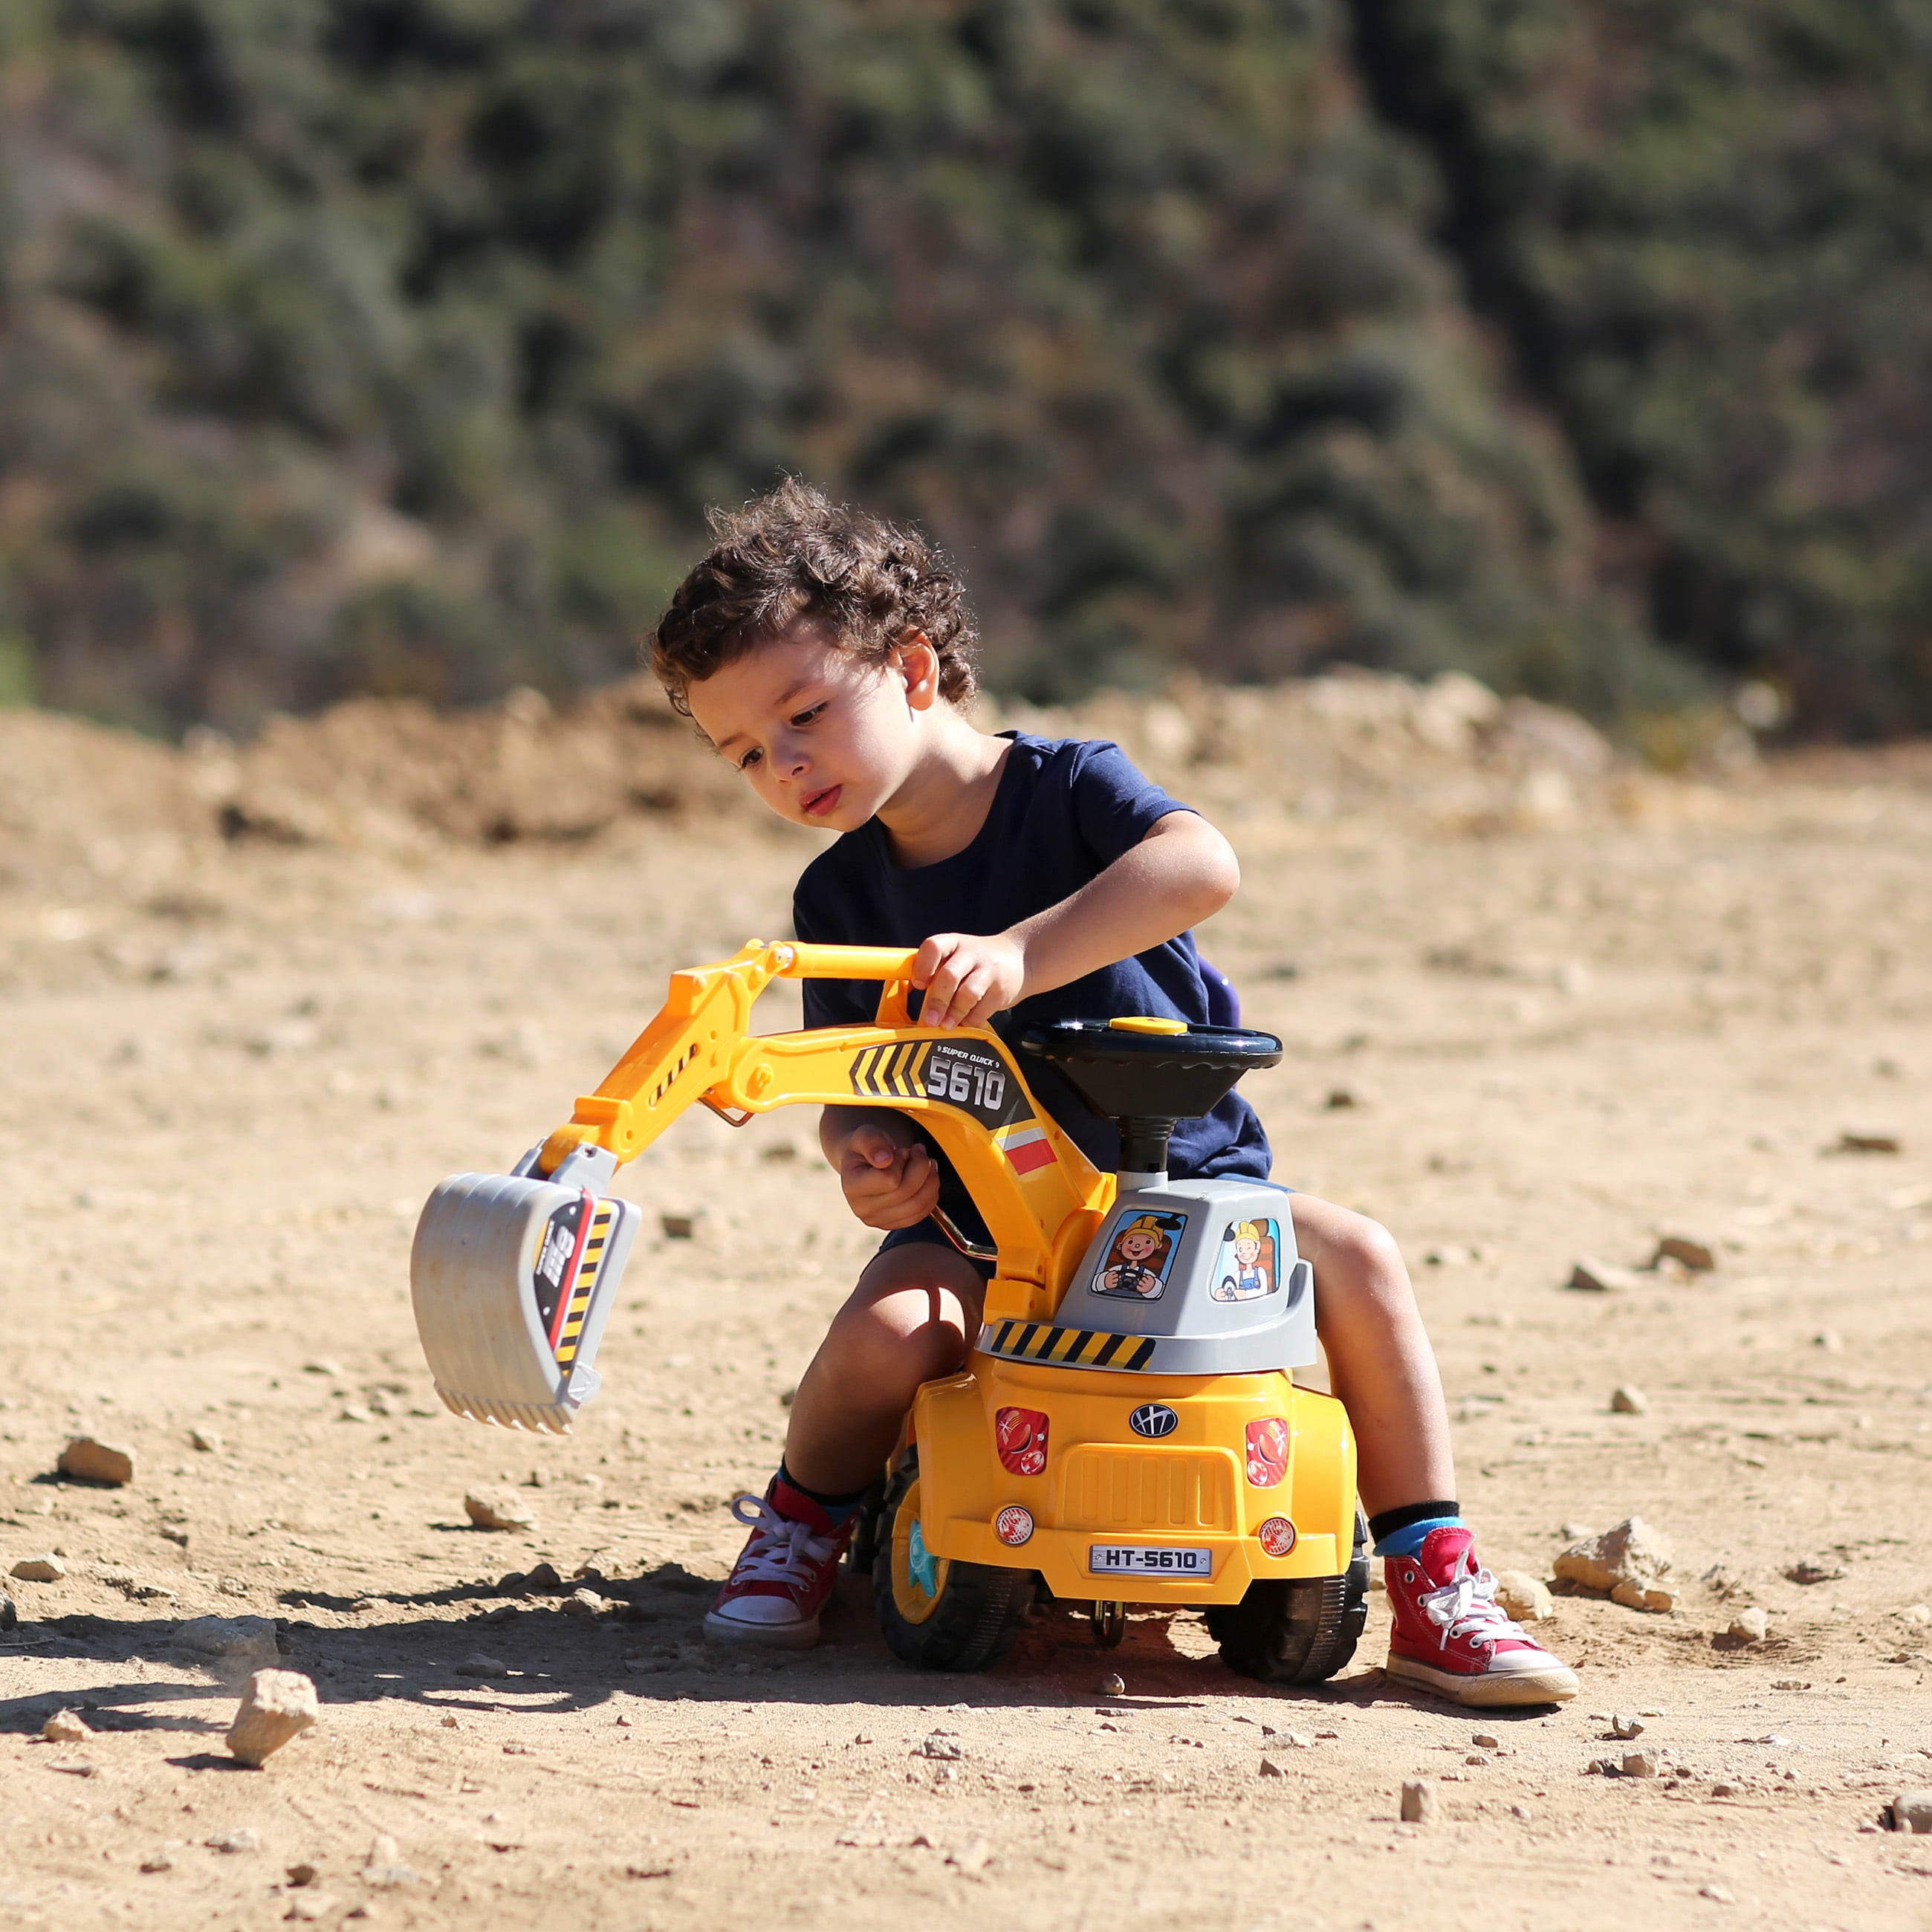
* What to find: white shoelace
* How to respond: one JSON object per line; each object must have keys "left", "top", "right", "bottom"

{"left": 1418, "top": 1563, "right": 1529, "bottom": 1652}
{"left": 727, "top": 1492, "right": 839, "bottom": 1588}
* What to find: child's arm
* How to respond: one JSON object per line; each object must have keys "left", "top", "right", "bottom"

{"left": 820, "top": 1104, "right": 941, "bottom": 1230}
{"left": 915, "top": 808, "right": 1239, "bottom": 1030}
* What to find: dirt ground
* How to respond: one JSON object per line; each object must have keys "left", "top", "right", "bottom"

{"left": 4, "top": 702, "right": 1932, "bottom": 1932}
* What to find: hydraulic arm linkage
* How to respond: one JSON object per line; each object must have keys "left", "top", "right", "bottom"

{"left": 409, "top": 939, "right": 1112, "bottom": 1431}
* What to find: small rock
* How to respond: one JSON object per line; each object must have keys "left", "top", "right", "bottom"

{"left": 1101, "top": 1672, "right": 1126, "bottom": 1697}
{"left": 523, "top": 1560, "right": 564, "bottom": 1592}
{"left": 207, "top": 1827, "right": 260, "bottom": 1853}
{"left": 58, "top": 1436, "right": 135, "bottom": 1486}
{"left": 285, "top": 1893, "right": 339, "bottom": 1922}
{"left": 360, "top": 1833, "right": 416, "bottom": 1888}
{"left": 1400, "top": 1779, "right": 1436, "bottom": 1824}
{"left": 1554, "top": 1517, "right": 1673, "bottom": 1604}
{"left": 1559, "top": 1520, "right": 1594, "bottom": 1540}
{"left": 1621, "top": 1751, "right": 1659, "bottom": 1778}
{"left": 1470, "top": 1732, "right": 1500, "bottom": 1749}
{"left": 1492, "top": 1571, "right": 1555, "bottom": 1622}
{"left": 1508, "top": 1802, "right": 1532, "bottom": 1820}
{"left": 1726, "top": 1607, "right": 1770, "bottom": 1644}
{"left": 1891, "top": 1790, "right": 1932, "bottom": 1833}
{"left": 918, "top": 1733, "right": 965, "bottom": 1760}
{"left": 42, "top": 1708, "right": 92, "bottom": 1743}
{"left": 175, "top": 1615, "right": 280, "bottom": 1670}
{"left": 1610, "top": 1579, "right": 1677, "bottom": 1612}
{"left": 47, "top": 1758, "right": 97, "bottom": 1777}
{"left": 947, "top": 1838, "right": 991, "bottom": 1873}
{"left": 189, "top": 1427, "right": 223, "bottom": 1453}
{"left": 454, "top": 1653, "right": 510, "bottom": 1678}
{"left": 1567, "top": 1257, "right": 1640, "bottom": 1294}
{"left": 1258, "top": 1757, "right": 1284, "bottom": 1777}
{"left": 660, "top": 1213, "right": 696, "bottom": 1239}
{"left": 1652, "top": 1236, "right": 1716, "bottom": 1273}
{"left": 560, "top": 1588, "right": 606, "bottom": 1616}
{"left": 1610, "top": 1384, "right": 1648, "bottom": 1415}
{"left": 1710, "top": 1781, "right": 1740, "bottom": 1798}
{"left": 0, "top": 1588, "right": 15, "bottom": 1630}
{"left": 1610, "top": 1715, "right": 1644, "bottom": 1740}
{"left": 1699, "top": 1884, "right": 1735, "bottom": 1902}
{"left": 139, "top": 1852, "right": 172, "bottom": 1873}
{"left": 303, "top": 1360, "right": 342, "bottom": 1377}
{"left": 1324, "top": 1087, "right": 1360, "bottom": 1110}
{"left": 1813, "top": 1328, "right": 1845, "bottom": 1352}
{"left": 1899, "top": 1604, "right": 1932, "bottom": 1627}
{"left": 1783, "top": 1558, "right": 1847, "bottom": 1586}
{"left": 1770, "top": 1678, "right": 1810, "bottom": 1691}
{"left": 464, "top": 1488, "right": 537, "bottom": 1533}
{"left": 12, "top": 1554, "right": 67, "bottom": 1582}
{"left": 287, "top": 1864, "right": 320, "bottom": 1887}
{"left": 226, "top": 1669, "right": 320, "bottom": 1767}
{"left": 1833, "top": 1131, "right": 1900, "bottom": 1155}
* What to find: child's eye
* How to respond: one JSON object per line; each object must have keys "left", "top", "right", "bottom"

{"left": 737, "top": 748, "right": 763, "bottom": 771}
{"left": 791, "top": 703, "right": 827, "bottom": 727}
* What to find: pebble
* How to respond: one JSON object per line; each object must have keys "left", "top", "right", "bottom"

{"left": 1699, "top": 1884, "right": 1735, "bottom": 1903}
{"left": 58, "top": 1436, "right": 135, "bottom": 1486}
{"left": 464, "top": 1486, "right": 538, "bottom": 1533}
{"left": 1726, "top": 1608, "right": 1770, "bottom": 1644}
{"left": 288, "top": 1864, "right": 320, "bottom": 1887}
{"left": 1258, "top": 1757, "right": 1284, "bottom": 1777}
{"left": 1813, "top": 1329, "right": 1845, "bottom": 1352}
{"left": 1835, "top": 1131, "right": 1900, "bottom": 1155}
{"left": 0, "top": 1588, "right": 15, "bottom": 1630}
{"left": 1652, "top": 1235, "right": 1717, "bottom": 1273}
{"left": 1610, "top": 1384, "right": 1648, "bottom": 1415}
{"left": 1492, "top": 1571, "right": 1555, "bottom": 1622}
{"left": 360, "top": 1832, "right": 418, "bottom": 1888}
{"left": 226, "top": 1668, "right": 320, "bottom": 1767}
{"left": 1901, "top": 1604, "right": 1932, "bottom": 1626}
{"left": 1400, "top": 1779, "right": 1435, "bottom": 1824}
{"left": 1711, "top": 1781, "right": 1740, "bottom": 1798}
{"left": 1471, "top": 1733, "right": 1500, "bottom": 1750}
{"left": 455, "top": 1654, "right": 510, "bottom": 1678}
{"left": 11, "top": 1554, "right": 66, "bottom": 1582}
{"left": 303, "top": 1360, "right": 343, "bottom": 1378}
{"left": 918, "top": 1733, "right": 965, "bottom": 1760}
{"left": 947, "top": 1838, "right": 991, "bottom": 1873}
{"left": 1610, "top": 1715, "right": 1644, "bottom": 1740}
{"left": 42, "top": 1708, "right": 91, "bottom": 1743}
{"left": 660, "top": 1213, "right": 696, "bottom": 1239}
{"left": 1784, "top": 1558, "right": 1847, "bottom": 1585}
{"left": 561, "top": 1588, "right": 607, "bottom": 1616}
{"left": 285, "top": 1893, "right": 339, "bottom": 1921}
{"left": 1621, "top": 1751, "right": 1660, "bottom": 1778}
{"left": 1567, "top": 1257, "right": 1640, "bottom": 1294}
{"left": 139, "top": 1852, "right": 172, "bottom": 1873}
{"left": 1891, "top": 1789, "right": 1932, "bottom": 1833}
{"left": 207, "top": 1827, "right": 260, "bottom": 1853}
{"left": 189, "top": 1427, "right": 223, "bottom": 1453}
{"left": 1102, "top": 1672, "right": 1126, "bottom": 1696}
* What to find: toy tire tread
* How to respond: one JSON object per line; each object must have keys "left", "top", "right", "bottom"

{"left": 872, "top": 1456, "right": 1033, "bottom": 1673}
{"left": 1207, "top": 1509, "right": 1369, "bottom": 1685}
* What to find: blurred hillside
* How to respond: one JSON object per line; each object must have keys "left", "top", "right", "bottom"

{"left": 0, "top": 1, "right": 1926, "bottom": 737}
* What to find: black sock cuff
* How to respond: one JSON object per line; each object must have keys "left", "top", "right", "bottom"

{"left": 1367, "top": 1500, "right": 1460, "bottom": 1544}
{"left": 776, "top": 1462, "right": 872, "bottom": 1511}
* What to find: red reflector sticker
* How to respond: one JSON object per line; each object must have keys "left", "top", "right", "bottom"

{"left": 1257, "top": 1514, "right": 1297, "bottom": 1558}
{"left": 995, "top": 1405, "right": 1048, "bottom": 1477}
{"left": 995, "top": 1505, "right": 1034, "bottom": 1546}
{"left": 1002, "top": 1126, "right": 1057, "bottom": 1173}
{"left": 1245, "top": 1416, "right": 1289, "bottom": 1488}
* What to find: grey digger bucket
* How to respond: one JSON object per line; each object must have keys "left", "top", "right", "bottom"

{"left": 409, "top": 1146, "right": 641, "bottom": 1433}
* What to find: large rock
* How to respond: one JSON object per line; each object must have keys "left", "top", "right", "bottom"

{"left": 57, "top": 1437, "right": 134, "bottom": 1486}
{"left": 225, "top": 1668, "right": 319, "bottom": 1767}
{"left": 464, "top": 1487, "right": 537, "bottom": 1533}
{"left": 1554, "top": 1517, "right": 1676, "bottom": 1611}
{"left": 11, "top": 1554, "right": 65, "bottom": 1582}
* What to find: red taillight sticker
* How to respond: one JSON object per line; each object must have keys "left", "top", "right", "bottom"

{"left": 1257, "top": 1514, "right": 1298, "bottom": 1558}
{"left": 995, "top": 1405, "right": 1048, "bottom": 1477}
{"left": 1245, "top": 1416, "right": 1289, "bottom": 1488}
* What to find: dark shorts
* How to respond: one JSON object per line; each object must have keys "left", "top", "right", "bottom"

{"left": 878, "top": 1219, "right": 997, "bottom": 1282}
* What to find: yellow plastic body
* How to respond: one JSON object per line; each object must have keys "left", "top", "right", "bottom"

{"left": 528, "top": 939, "right": 1355, "bottom": 1593}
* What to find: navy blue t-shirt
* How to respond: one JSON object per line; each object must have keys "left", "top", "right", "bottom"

{"left": 794, "top": 733, "right": 1271, "bottom": 1237}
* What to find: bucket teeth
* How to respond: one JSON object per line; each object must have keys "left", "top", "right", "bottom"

{"left": 433, "top": 1384, "right": 573, "bottom": 1434}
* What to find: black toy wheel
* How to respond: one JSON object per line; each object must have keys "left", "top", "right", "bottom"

{"left": 845, "top": 1470, "right": 888, "bottom": 1576}
{"left": 1206, "top": 1510, "right": 1369, "bottom": 1685}
{"left": 872, "top": 1452, "right": 1034, "bottom": 1671}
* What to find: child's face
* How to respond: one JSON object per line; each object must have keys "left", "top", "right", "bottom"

{"left": 1118, "top": 1230, "right": 1158, "bottom": 1263}
{"left": 684, "top": 627, "right": 933, "bottom": 832}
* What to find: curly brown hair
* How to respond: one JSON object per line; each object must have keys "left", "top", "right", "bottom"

{"left": 647, "top": 478, "right": 979, "bottom": 719}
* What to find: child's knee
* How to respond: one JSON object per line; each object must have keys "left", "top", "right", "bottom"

{"left": 1294, "top": 1197, "right": 1407, "bottom": 1291}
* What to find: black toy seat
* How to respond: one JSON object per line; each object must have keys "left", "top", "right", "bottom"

{"left": 1018, "top": 1017, "right": 1283, "bottom": 1176}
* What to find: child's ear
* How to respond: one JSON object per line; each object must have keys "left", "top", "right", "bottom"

{"left": 896, "top": 630, "right": 941, "bottom": 710}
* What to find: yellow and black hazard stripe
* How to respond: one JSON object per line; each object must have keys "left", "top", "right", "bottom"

{"left": 981, "top": 1319, "right": 1157, "bottom": 1372}
{"left": 552, "top": 1198, "right": 617, "bottom": 1367}
{"left": 849, "top": 1040, "right": 930, "bottom": 1102}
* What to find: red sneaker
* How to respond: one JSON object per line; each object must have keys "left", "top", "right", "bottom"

{"left": 1384, "top": 1526, "right": 1578, "bottom": 1706}
{"left": 703, "top": 1478, "right": 852, "bottom": 1649}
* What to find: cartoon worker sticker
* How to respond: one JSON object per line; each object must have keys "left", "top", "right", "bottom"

{"left": 1094, "top": 1212, "right": 1184, "bottom": 1300}
{"left": 1212, "top": 1218, "right": 1278, "bottom": 1302}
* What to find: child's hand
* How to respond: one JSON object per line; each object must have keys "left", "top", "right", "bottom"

{"left": 913, "top": 931, "right": 1027, "bottom": 1029}
{"left": 838, "top": 1122, "right": 941, "bottom": 1230}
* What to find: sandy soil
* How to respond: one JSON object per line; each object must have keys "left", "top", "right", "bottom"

{"left": 4, "top": 719, "right": 1932, "bottom": 1932}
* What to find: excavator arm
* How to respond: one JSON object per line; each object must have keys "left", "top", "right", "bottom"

{"left": 410, "top": 939, "right": 1112, "bottom": 1432}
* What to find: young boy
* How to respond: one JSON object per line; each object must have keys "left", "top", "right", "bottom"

{"left": 647, "top": 480, "right": 1577, "bottom": 1707}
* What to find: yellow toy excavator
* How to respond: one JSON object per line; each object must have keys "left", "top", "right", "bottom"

{"left": 410, "top": 939, "right": 1366, "bottom": 1682}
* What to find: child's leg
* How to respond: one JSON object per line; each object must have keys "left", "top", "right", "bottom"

{"left": 1288, "top": 1194, "right": 1454, "bottom": 1514}
{"left": 706, "top": 1240, "right": 984, "bottom": 1649}
{"left": 1291, "top": 1193, "right": 1577, "bottom": 1706}
{"left": 783, "top": 1241, "right": 988, "bottom": 1497}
